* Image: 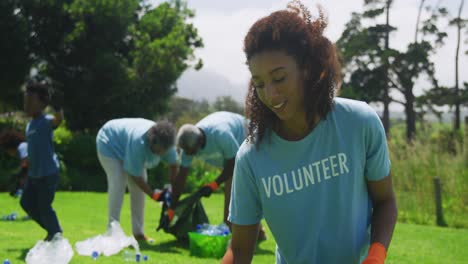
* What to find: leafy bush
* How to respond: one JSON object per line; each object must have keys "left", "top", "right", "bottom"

{"left": 54, "top": 120, "right": 73, "bottom": 146}
{"left": 184, "top": 159, "right": 220, "bottom": 193}
{"left": 58, "top": 132, "right": 105, "bottom": 191}
{"left": 0, "top": 153, "right": 19, "bottom": 192}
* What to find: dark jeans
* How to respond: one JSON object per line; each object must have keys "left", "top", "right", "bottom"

{"left": 20, "top": 173, "right": 62, "bottom": 237}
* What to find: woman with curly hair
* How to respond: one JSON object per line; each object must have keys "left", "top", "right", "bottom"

{"left": 223, "top": 1, "right": 397, "bottom": 263}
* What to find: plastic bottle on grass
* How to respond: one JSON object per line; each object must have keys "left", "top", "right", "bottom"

{"left": 3, "top": 259, "right": 11, "bottom": 264}
{"left": 91, "top": 251, "right": 99, "bottom": 260}
{"left": 123, "top": 250, "right": 148, "bottom": 262}
{"left": 1, "top": 212, "right": 17, "bottom": 221}
{"left": 25, "top": 233, "right": 74, "bottom": 264}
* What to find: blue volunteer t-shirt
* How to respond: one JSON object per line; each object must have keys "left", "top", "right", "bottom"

{"left": 96, "top": 118, "right": 177, "bottom": 177}
{"left": 180, "top": 112, "right": 247, "bottom": 168}
{"left": 229, "top": 98, "right": 391, "bottom": 264}
{"left": 26, "top": 114, "right": 60, "bottom": 178}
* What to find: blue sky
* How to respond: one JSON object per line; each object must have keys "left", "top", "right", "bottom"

{"left": 151, "top": 0, "right": 467, "bottom": 110}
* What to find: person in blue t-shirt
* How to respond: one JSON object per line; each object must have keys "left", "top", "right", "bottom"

{"left": 20, "top": 81, "right": 64, "bottom": 241}
{"left": 0, "top": 130, "right": 28, "bottom": 197}
{"left": 170, "top": 112, "right": 266, "bottom": 241}
{"left": 96, "top": 118, "right": 178, "bottom": 242}
{"left": 222, "top": 2, "right": 397, "bottom": 264}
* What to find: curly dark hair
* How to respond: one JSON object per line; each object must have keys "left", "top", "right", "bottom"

{"left": 150, "top": 120, "right": 176, "bottom": 149}
{"left": 25, "top": 81, "right": 51, "bottom": 105}
{"left": 0, "top": 129, "right": 26, "bottom": 150}
{"left": 244, "top": 0, "right": 341, "bottom": 146}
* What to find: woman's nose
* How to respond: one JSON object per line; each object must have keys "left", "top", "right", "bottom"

{"left": 264, "top": 82, "right": 281, "bottom": 100}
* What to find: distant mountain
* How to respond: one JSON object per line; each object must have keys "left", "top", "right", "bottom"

{"left": 176, "top": 69, "right": 247, "bottom": 103}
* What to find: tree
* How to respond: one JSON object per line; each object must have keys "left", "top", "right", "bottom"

{"left": 451, "top": 0, "right": 466, "bottom": 130}
{"left": 338, "top": 0, "right": 448, "bottom": 141}
{"left": 163, "top": 96, "right": 210, "bottom": 127}
{"left": 0, "top": 0, "right": 31, "bottom": 111}
{"left": 337, "top": 0, "right": 395, "bottom": 136}
{"left": 418, "top": 1, "right": 467, "bottom": 130}
{"left": 212, "top": 96, "right": 244, "bottom": 115}
{"left": 19, "top": 0, "right": 203, "bottom": 131}
{"left": 415, "top": 0, "right": 427, "bottom": 43}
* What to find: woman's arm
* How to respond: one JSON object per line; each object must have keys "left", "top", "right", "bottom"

{"left": 222, "top": 223, "right": 260, "bottom": 264}
{"left": 362, "top": 173, "right": 398, "bottom": 264}
{"left": 129, "top": 175, "right": 153, "bottom": 198}
{"left": 367, "top": 174, "right": 397, "bottom": 249}
{"left": 171, "top": 166, "right": 190, "bottom": 207}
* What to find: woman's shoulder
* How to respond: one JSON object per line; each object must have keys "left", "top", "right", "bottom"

{"left": 333, "top": 97, "right": 381, "bottom": 123}
{"left": 236, "top": 138, "right": 258, "bottom": 161}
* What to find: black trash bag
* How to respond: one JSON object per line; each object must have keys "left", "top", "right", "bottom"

{"left": 157, "top": 190, "right": 209, "bottom": 242}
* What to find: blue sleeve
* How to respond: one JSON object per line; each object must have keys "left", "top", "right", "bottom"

{"left": 161, "top": 146, "right": 178, "bottom": 165}
{"left": 364, "top": 108, "right": 391, "bottom": 181}
{"left": 17, "top": 142, "right": 28, "bottom": 160}
{"left": 218, "top": 132, "right": 240, "bottom": 160}
{"left": 180, "top": 151, "right": 193, "bottom": 168}
{"left": 228, "top": 150, "right": 263, "bottom": 225}
{"left": 123, "top": 143, "right": 145, "bottom": 177}
{"left": 45, "top": 114, "right": 56, "bottom": 129}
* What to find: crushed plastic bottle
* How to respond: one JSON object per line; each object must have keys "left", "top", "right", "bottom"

{"left": 163, "top": 189, "right": 171, "bottom": 207}
{"left": 122, "top": 250, "right": 148, "bottom": 262}
{"left": 1, "top": 212, "right": 18, "bottom": 221}
{"left": 196, "top": 223, "right": 230, "bottom": 236}
{"left": 75, "top": 221, "right": 140, "bottom": 257}
{"left": 155, "top": 184, "right": 173, "bottom": 208}
{"left": 25, "top": 233, "right": 74, "bottom": 264}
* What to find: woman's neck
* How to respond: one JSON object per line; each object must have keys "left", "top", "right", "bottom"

{"left": 276, "top": 114, "right": 319, "bottom": 141}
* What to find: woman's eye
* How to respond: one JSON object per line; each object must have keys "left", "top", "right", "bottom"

{"left": 273, "top": 76, "right": 286, "bottom": 83}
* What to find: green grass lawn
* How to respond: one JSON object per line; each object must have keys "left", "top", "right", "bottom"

{"left": 1, "top": 192, "right": 467, "bottom": 263}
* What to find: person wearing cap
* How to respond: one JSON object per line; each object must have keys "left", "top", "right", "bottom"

{"left": 171, "top": 111, "right": 267, "bottom": 241}
{"left": 96, "top": 118, "right": 177, "bottom": 242}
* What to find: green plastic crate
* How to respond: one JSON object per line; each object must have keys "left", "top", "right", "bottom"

{"left": 188, "top": 232, "right": 231, "bottom": 258}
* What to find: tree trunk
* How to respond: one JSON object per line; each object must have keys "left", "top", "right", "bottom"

{"left": 405, "top": 88, "right": 416, "bottom": 141}
{"left": 414, "top": 0, "right": 426, "bottom": 43}
{"left": 454, "top": 0, "right": 465, "bottom": 131}
{"left": 382, "top": 0, "right": 392, "bottom": 137}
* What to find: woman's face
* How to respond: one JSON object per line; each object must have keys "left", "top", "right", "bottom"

{"left": 182, "top": 144, "right": 200, "bottom": 156}
{"left": 23, "top": 91, "right": 44, "bottom": 117}
{"left": 151, "top": 143, "right": 167, "bottom": 156}
{"left": 248, "top": 50, "right": 306, "bottom": 124}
